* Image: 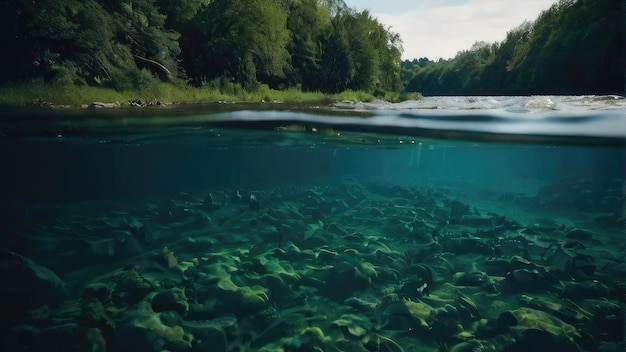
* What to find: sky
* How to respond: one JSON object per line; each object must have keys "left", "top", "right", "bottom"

{"left": 342, "top": 0, "right": 557, "bottom": 60}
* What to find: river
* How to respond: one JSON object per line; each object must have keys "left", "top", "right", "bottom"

{"left": 0, "top": 96, "right": 624, "bottom": 351}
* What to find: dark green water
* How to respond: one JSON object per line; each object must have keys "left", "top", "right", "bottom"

{"left": 1, "top": 100, "right": 624, "bottom": 351}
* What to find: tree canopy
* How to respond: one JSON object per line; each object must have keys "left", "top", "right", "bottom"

{"left": 2, "top": 0, "right": 621, "bottom": 96}
{"left": 1, "top": 0, "right": 403, "bottom": 94}
{"left": 403, "top": 0, "right": 624, "bottom": 95}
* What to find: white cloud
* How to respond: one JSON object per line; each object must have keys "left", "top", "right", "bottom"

{"left": 344, "top": 0, "right": 556, "bottom": 60}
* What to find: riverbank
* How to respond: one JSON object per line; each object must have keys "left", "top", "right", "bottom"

{"left": 0, "top": 79, "right": 422, "bottom": 108}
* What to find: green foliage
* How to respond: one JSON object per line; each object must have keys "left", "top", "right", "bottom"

{"left": 2, "top": 0, "right": 406, "bottom": 99}
{"left": 0, "top": 79, "right": 391, "bottom": 106}
{"left": 4, "top": 0, "right": 621, "bottom": 99}
{"left": 285, "top": 0, "right": 332, "bottom": 90}
{"left": 319, "top": 17, "right": 355, "bottom": 93}
{"left": 404, "top": 0, "right": 624, "bottom": 95}
{"left": 155, "top": 0, "right": 209, "bottom": 29}
{"left": 331, "top": 90, "right": 376, "bottom": 103}
{"left": 4, "top": 0, "right": 184, "bottom": 90}
{"left": 180, "top": 0, "right": 291, "bottom": 88}
{"left": 401, "top": 58, "right": 434, "bottom": 89}
{"left": 111, "top": 68, "right": 161, "bottom": 92}
{"left": 175, "top": 0, "right": 402, "bottom": 93}
{"left": 0, "top": 78, "right": 128, "bottom": 106}
{"left": 317, "top": 9, "right": 402, "bottom": 93}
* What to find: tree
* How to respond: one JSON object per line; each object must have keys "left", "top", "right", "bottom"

{"left": 403, "top": 0, "right": 624, "bottom": 95}
{"left": 3, "top": 0, "right": 407, "bottom": 95}
{"left": 3, "top": 0, "right": 184, "bottom": 89}
{"left": 155, "top": 0, "right": 210, "bottom": 30}
{"left": 319, "top": 14, "right": 355, "bottom": 93}
{"left": 318, "top": 9, "right": 402, "bottom": 93}
{"left": 285, "top": 0, "right": 331, "bottom": 90}
{"left": 379, "top": 29, "right": 403, "bottom": 92}
{"left": 180, "top": 0, "right": 291, "bottom": 88}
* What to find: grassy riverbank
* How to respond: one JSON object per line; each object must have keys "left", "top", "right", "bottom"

{"left": 0, "top": 79, "right": 422, "bottom": 107}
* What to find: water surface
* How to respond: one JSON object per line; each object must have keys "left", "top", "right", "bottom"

{"left": 1, "top": 96, "right": 624, "bottom": 352}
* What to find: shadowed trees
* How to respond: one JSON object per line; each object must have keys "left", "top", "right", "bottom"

{"left": 318, "top": 9, "right": 402, "bottom": 93}
{"left": 404, "top": 0, "right": 625, "bottom": 95}
{"left": 179, "top": 0, "right": 291, "bottom": 88}
{"left": 1, "top": 0, "right": 403, "bottom": 94}
{"left": 3, "top": 0, "right": 184, "bottom": 89}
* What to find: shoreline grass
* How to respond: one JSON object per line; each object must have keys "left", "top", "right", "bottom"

{"left": 0, "top": 79, "right": 422, "bottom": 107}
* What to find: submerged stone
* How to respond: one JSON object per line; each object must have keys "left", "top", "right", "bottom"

{"left": 505, "top": 268, "right": 553, "bottom": 291}
{"left": 83, "top": 283, "right": 112, "bottom": 302}
{"left": 151, "top": 288, "right": 189, "bottom": 313}
{"left": 1, "top": 250, "right": 67, "bottom": 309}
{"left": 378, "top": 302, "right": 418, "bottom": 331}
{"left": 460, "top": 215, "right": 493, "bottom": 228}
{"left": 453, "top": 271, "right": 486, "bottom": 287}
{"left": 503, "top": 328, "right": 582, "bottom": 352}
{"left": 511, "top": 307, "right": 581, "bottom": 341}
{"left": 429, "top": 304, "right": 463, "bottom": 338}
{"left": 565, "top": 228, "right": 594, "bottom": 241}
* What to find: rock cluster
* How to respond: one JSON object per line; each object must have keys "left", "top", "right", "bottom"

{"left": 2, "top": 178, "right": 624, "bottom": 351}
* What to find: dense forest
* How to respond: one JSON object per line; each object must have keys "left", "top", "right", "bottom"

{"left": 1, "top": 0, "right": 624, "bottom": 98}
{"left": 0, "top": 0, "right": 402, "bottom": 94}
{"left": 403, "top": 0, "right": 625, "bottom": 96}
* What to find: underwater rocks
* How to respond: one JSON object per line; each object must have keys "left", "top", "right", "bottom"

{"left": 532, "top": 178, "right": 624, "bottom": 214}
{"left": 565, "top": 228, "right": 594, "bottom": 241}
{"left": 448, "top": 199, "right": 472, "bottom": 223}
{"left": 453, "top": 270, "right": 498, "bottom": 293}
{"left": 511, "top": 307, "right": 581, "bottom": 341}
{"left": 3, "top": 179, "right": 625, "bottom": 351}
{"left": 505, "top": 268, "right": 553, "bottom": 291}
{"left": 115, "top": 311, "right": 194, "bottom": 351}
{"left": 83, "top": 282, "right": 112, "bottom": 301}
{"left": 0, "top": 250, "right": 67, "bottom": 310}
{"left": 503, "top": 328, "right": 583, "bottom": 352}
{"left": 110, "top": 269, "right": 156, "bottom": 307}
{"left": 152, "top": 288, "right": 189, "bottom": 313}
{"left": 443, "top": 232, "right": 493, "bottom": 255}
{"left": 80, "top": 300, "right": 117, "bottom": 343}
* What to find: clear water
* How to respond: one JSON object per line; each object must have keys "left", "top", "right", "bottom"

{"left": 1, "top": 96, "right": 624, "bottom": 352}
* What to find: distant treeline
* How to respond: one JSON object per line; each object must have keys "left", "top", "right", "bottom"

{"left": 403, "top": 0, "right": 625, "bottom": 95}
{"left": 1, "top": 0, "right": 402, "bottom": 94}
